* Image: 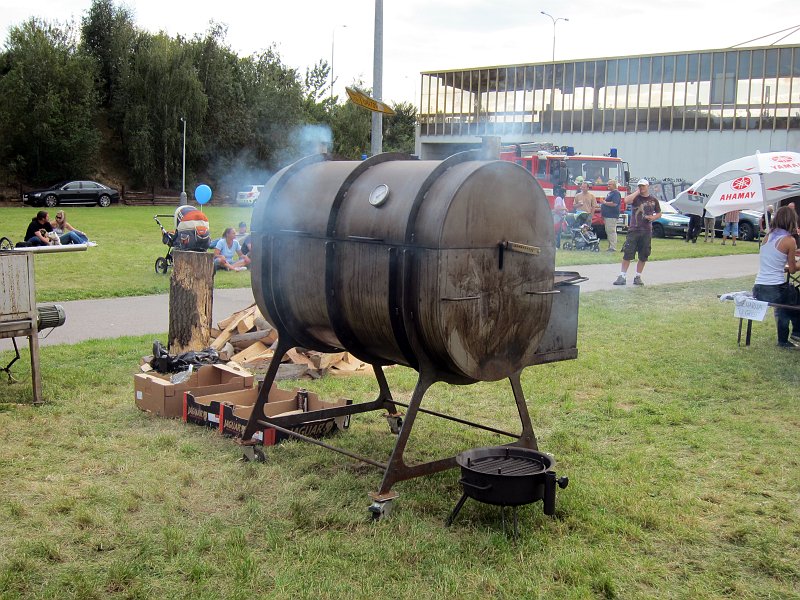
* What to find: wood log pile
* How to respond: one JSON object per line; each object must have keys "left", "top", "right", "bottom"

{"left": 211, "top": 304, "right": 371, "bottom": 380}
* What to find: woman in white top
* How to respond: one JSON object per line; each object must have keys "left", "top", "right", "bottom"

{"left": 51, "top": 210, "right": 93, "bottom": 245}
{"left": 752, "top": 206, "right": 800, "bottom": 348}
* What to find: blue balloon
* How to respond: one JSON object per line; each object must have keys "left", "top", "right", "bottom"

{"left": 195, "top": 184, "right": 212, "bottom": 205}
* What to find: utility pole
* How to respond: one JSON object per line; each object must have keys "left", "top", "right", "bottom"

{"left": 180, "top": 117, "right": 187, "bottom": 203}
{"left": 371, "top": 0, "right": 383, "bottom": 156}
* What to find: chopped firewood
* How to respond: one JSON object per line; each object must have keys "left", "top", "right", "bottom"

{"left": 210, "top": 327, "right": 222, "bottom": 338}
{"left": 329, "top": 352, "right": 368, "bottom": 372}
{"left": 285, "top": 348, "right": 316, "bottom": 368}
{"left": 233, "top": 328, "right": 278, "bottom": 349}
{"left": 210, "top": 328, "right": 233, "bottom": 351}
{"left": 254, "top": 316, "right": 271, "bottom": 331}
{"left": 236, "top": 313, "right": 256, "bottom": 334}
{"left": 218, "top": 342, "right": 235, "bottom": 361}
{"left": 230, "top": 341, "right": 270, "bottom": 364}
{"left": 276, "top": 363, "right": 310, "bottom": 380}
{"left": 217, "top": 304, "right": 256, "bottom": 330}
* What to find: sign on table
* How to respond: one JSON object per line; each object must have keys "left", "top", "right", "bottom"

{"left": 734, "top": 297, "right": 769, "bottom": 321}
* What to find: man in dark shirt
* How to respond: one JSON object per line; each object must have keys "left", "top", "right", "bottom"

{"left": 24, "top": 210, "right": 53, "bottom": 246}
{"left": 613, "top": 179, "right": 661, "bottom": 286}
{"left": 601, "top": 179, "right": 621, "bottom": 252}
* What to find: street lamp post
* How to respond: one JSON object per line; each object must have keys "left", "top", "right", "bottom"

{"left": 180, "top": 116, "right": 187, "bottom": 203}
{"left": 330, "top": 24, "right": 347, "bottom": 104}
{"left": 540, "top": 11, "right": 568, "bottom": 62}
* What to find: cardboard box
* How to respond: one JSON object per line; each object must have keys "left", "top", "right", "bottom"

{"left": 134, "top": 363, "right": 254, "bottom": 418}
{"left": 184, "top": 384, "right": 351, "bottom": 445}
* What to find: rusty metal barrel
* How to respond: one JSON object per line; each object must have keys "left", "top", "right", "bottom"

{"left": 250, "top": 151, "right": 555, "bottom": 383}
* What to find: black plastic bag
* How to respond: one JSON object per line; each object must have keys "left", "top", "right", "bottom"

{"left": 150, "top": 340, "right": 220, "bottom": 374}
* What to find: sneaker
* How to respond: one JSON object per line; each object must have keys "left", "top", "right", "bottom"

{"left": 633, "top": 276, "right": 644, "bottom": 286}
{"left": 87, "top": 241, "right": 98, "bottom": 247}
{"left": 777, "top": 341, "right": 800, "bottom": 349}
{"left": 235, "top": 266, "right": 247, "bottom": 272}
{"left": 613, "top": 275, "right": 626, "bottom": 286}
{"left": 790, "top": 333, "right": 800, "bottom": 344}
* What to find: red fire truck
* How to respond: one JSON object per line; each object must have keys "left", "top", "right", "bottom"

{"left": 499, "top": 143, "right": 630, "bottom": 235}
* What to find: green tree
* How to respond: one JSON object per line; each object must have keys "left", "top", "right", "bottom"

{"left": 242, "top": 46, "right": 306, "bottom": 168}
{"left": 0, "top": 18, "right": 99, "bottom": 182}
{"left": 302, "top": 59, "right": 331, "bottom": 124}
{"left": 120, "top": 32, "right": 207, "bottom": 187}
{"left": 383, "top": 101, "right": 416, "bottom": 154}
{"left": 80, "top": 0, "right": 136, "bottom": 110}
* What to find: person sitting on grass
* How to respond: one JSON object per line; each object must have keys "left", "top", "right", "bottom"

{"left": 52, "top": 210, "right": 95, "bottom": 246}
{"left": 235, "top": 221, "right": 251, "bottom": 255}
{"left": 24, "top": 210, "right": 54, "bottom": 246}
{"left": 213, "top": 227, "right": 251, "bottom": 272}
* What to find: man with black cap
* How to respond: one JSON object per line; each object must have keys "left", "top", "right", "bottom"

{"left": 613, "top": 179, "right": 661, "bottom": 286}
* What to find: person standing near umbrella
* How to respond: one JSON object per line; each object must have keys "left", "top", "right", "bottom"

{"left": 600, "top": 179, "right": 621, "bottom": 252}
{"left": 613, "top": 179, "right": 661, "bottom": 286}
{"left": 721, "top": 209, "right": 740, "bottom": 246}
{"left": 703, "top": 209, "right": 716, "bottom": 243}
{"left": 752, "top": 206, "right": 800, "bottom": 348}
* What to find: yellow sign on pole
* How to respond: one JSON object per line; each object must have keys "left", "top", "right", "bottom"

{"left": 345, "top": 87, "right": 396, "bottom": 116}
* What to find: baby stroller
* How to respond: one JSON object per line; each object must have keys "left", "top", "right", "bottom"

{"left": 561, "top": 212, "right": 600, "bottom": 252}
{"left": 153, "top": 206, "right": 211, "bottom": 274}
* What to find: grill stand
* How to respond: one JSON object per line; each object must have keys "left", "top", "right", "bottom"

{"left": 241, "top": 341, "right": 540, "bottom": 519}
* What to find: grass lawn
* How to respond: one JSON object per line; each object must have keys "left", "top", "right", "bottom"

{"left": 1, "top": 205, "right": 759, "bottom": 301}
{"left": 1, "top": 276, "right": 798, "bottom": 599}
{"left": 0, "top": 205, "right": 253, "bottom": 302}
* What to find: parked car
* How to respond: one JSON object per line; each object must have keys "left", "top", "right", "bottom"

{"left": 614, "top": 199, "right": 691, "bottom": 238}
{"left": 236, "top": 185, "right": 264, "bottom": 206}
{"left": 713, "top": 210, "right": 762, "bottom": 242}
{"left": 23, "top": 181, "right": 120, "bottom": 208}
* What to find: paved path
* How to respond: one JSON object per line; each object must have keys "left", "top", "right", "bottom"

{"left": 1, "top": 254, "right": 759, "bottom": 349}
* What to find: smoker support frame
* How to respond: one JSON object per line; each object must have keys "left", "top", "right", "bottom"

{"left": 242, "top": 339, "right": 539, "bottom": 518}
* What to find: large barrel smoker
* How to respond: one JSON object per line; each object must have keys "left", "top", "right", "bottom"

{"left": 244, "top": 146, "right": 582, "bottom": 517}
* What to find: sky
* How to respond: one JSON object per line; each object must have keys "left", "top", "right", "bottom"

{"left": 1, "top": 0, "right": 799, "bottom": 106}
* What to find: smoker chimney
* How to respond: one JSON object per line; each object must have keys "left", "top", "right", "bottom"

{"left": 480, "top": 136, "right": 501, "bottom": 160}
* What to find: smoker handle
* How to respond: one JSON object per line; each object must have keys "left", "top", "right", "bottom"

{"left": 348, "top": 235, "right": 385, "bottom": 243}
{"left": 441, "top": 296, "right": 481, "bottom": 302}
{"left": 526, "top": 290, "right": 560, "bottom": 295}
{"left": 459, "top": 478, "right": 492, "bottom": 492}
{"left": 503, "top": 241, "right": 541, "bottom": 255}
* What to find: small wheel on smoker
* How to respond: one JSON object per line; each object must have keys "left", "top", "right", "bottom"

{"left": 562, "top": 242, "right": 573, "bottom": 251}
{"left": 592, "top": 245, "right": 600, "bottom": 252}
{"left": 155, "top": 257, "right": 169, "bottom": 274}
{"left": 385, "top": 413, "right": 403, "bottom": 435}
{"left": 0, "top": 237, "right": 13, "bottom": 250}
{"left": 241, "top": 446, "right": 266, "bottom": 463}
{"left": 368, "top": 499, "right": 395, "bottom": 521}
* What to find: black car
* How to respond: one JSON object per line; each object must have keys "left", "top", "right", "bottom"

{"left": 23, "top": 181, "right": 120, "bottom": 208}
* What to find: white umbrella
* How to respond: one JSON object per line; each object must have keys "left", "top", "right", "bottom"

{"left": 671, "top": 151, "right": 800, "bottom": 218}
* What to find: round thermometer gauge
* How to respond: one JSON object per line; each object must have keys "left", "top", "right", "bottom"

{"left": 369, "top": 183, "right": 390, "bottom": 207}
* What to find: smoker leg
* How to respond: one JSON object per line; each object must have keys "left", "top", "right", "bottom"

{"left": 28, "top": 333, "right": 43, "bottom": 406}
{"left": 445, "top": 493, "right": 470, "bottom": 527}
{"left": 372, "top": 375, "right": 433, "bottom": 497}
{"left": 241, "top": 339, "right": 292, "bottom": 441}
{"left": 509, "top": 372, "right": 538, "bottom": 450}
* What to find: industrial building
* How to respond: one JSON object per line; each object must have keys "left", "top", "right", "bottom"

{"left": 415, "top": 44, "right": 800, "bottom": 181}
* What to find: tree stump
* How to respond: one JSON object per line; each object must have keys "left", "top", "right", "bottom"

{"left": 168, "top": 250, "right": 214, "bottom": 354}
